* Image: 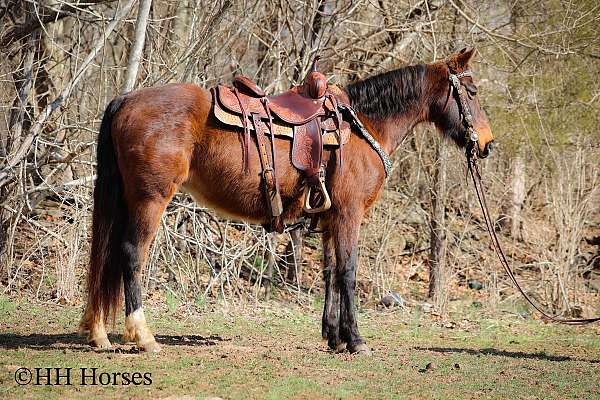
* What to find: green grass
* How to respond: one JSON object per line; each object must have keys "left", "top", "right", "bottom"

{"left": 1, "top": 294, "right": 599, "bottom": 399}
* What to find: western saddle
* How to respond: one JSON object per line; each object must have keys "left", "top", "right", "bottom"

{"left": 212, "top": 58, "right": 352, "bottom": 233}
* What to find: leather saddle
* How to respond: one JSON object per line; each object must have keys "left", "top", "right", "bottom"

{"left": 211, "top": 58, "right": 351, "bottom": 232}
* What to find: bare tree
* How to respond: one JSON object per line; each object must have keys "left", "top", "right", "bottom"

{"left": 122, "top": 0, "right": 153, "bottom": 93}
{"left": 428, "top": 138, "right": 449, "bottom": 314}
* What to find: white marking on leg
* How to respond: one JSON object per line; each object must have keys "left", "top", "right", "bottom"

{"left": 124, "top": 308, "right": 161, "bottom": 352}
{"left": 83, "top": 309, "right": 111, "bottom": 349}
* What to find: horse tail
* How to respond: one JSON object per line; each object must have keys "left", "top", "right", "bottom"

{"left": 85, "top": 96, "right": 127, "bottom": 326}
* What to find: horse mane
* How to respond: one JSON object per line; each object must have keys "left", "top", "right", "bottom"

{"left": 345, "top": 64, "right": 427, "bottom": 120}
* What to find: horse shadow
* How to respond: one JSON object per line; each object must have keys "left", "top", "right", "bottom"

{"left": 414, "top": 346, "right": 600, "bottom": 364}
{"left": 0, "top": 332, "right": 228, "bottom": 352}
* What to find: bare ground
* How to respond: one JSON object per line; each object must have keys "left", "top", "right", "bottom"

{"left": 1, "top": 295, "right": 599, "bottom": 399}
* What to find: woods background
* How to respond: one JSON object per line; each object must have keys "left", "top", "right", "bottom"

{"left": 1, "top": 0, "right": 599, "bottom": 318}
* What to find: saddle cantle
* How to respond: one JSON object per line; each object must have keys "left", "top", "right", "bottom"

{"left": 211, "top": 58, "right": 352, "bottom": 232}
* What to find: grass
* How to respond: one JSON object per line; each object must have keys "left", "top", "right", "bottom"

{"left": 0, "top": 294, "right": 599, "bottom": 399}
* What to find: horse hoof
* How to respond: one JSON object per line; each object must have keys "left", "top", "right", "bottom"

{"left": 334, "top": 342, "right": 347, "bottom": 353}
{"left": 139, "top": 340, "right": 161, "bottom": 353}
{"left": 90, "top": 336, "right": 112, "bottom": 349}
{"left": 348, "top": 343, "right": 371, "bottom": 355}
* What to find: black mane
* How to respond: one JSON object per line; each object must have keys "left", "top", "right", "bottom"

{"left": 345, "top": 64, "right": 426, "bottom": 120}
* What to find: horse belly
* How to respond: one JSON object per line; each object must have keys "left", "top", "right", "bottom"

{"left": 182, "top": 122, "right": 306, "bottom": 224}
{"left": 180, "top": 180, "right": 267, "bottom": 224}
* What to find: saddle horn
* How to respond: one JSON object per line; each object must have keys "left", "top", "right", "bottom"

{"left": 303, "top": 56, "right": 327, "bottom": 99}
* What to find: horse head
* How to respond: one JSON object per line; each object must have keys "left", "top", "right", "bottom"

{"left": 430, "top": 48, "right": 495, "bottom": 158}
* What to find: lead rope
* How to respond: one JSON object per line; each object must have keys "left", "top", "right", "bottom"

{"left": 467, "top": 144, "right": 600, "bottom": 325}
{"left": 450, "top": 68, "right": 599, "bottom": 324}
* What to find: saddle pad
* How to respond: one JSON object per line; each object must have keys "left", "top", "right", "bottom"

{"left": 212, "top": 89, "right": 350, "bottom": 146}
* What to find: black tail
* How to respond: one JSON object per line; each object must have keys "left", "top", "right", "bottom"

{"left": 83, "top": 96, "right": 127, "bottom": 327}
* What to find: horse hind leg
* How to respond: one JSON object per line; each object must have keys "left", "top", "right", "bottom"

{"left": 79, "top": 302, "right": 111, "bottom": 348}
{"left": 121, "top": 194, "right": 175, "bottom": 353}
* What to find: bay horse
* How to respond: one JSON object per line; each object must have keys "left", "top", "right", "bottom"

{"left": 80, "top": 48, "right": 494, "bottom": 354}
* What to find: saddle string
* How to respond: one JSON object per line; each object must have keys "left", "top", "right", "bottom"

{"left": 450, "top": 69, "right": 600, "bottom": 324}
{"left": 261, "top": 97, "right": 280, "bottom": 195}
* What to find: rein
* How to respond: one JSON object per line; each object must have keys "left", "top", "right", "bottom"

{"left": 451, "top": 69, "right": 600, "bottom": 325}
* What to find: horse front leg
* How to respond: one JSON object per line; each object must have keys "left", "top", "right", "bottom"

{"left": 332, "top": 211, "right": 370, "bottom": 354}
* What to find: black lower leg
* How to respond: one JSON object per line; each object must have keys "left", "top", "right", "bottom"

{"left": 322, "top": 267, "right": 331, "bottom": 339}
{"left": 338, "top": 281, "right": 352, "bottom": 344}
{"left": 339, "top": 259, "right": 365, "bottom": 350}
{"left": 321, "top": 231, "right": 338, "bottom": 344}
{"left": 122, "top": 238, "right": 143, "bottom": 317}
{"left": 334, "top": 218, "right": 365, "bottom": 352}
{"left": 326, "top": 282, "right": 341, "bottom": 350}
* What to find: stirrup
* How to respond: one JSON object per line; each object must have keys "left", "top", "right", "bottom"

{"left": 303, "top": 174, "right": 331, "bottom": 214}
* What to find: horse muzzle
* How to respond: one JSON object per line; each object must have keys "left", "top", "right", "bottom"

{"left": 479, "top": 140, "right": 495, "bottom": 159}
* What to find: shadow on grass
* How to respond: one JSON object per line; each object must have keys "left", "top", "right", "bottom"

{"left": 0, "top": 333, "right": 228, "bottom": 351}
{"left": 415, "top": 346, "right": 600, "bottom": 364}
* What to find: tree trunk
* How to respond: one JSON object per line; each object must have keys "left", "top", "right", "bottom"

{"left": 1, "top": 2, "right": 38, "bottom": 270}
{"left": 122, "top": 0, "right": 152, "bottom": 93}
{"left": 167, "top": 0, "right": 189, "bottom": 78}
{"left": 428, "top": 139, "right": 449, "bottom": 314}
{"left": 511, "top": 154, "right": 525, "bottom": 240}
{"left": 6, "top": 3, "right": 38, "bottom": 157}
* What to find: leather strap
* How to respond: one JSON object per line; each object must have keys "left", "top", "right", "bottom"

{"left": 233, "top": 87, "right": 251, "bottom": 172}
{"left": 250, "top": 112, "right": 283, "bottom": 221}
{"left": 261, "top": 97, "right": 279, "bottom": 195}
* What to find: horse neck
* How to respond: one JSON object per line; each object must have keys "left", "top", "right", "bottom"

{"left": 347, "top": 65, "right": 434, "bottom": 154}
{"left": 359, "top": 100, "right": 429, "bottom": 155}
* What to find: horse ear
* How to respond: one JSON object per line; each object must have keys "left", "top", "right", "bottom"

{"left": 456, "top": 47, "right": 476, "bottom": 67}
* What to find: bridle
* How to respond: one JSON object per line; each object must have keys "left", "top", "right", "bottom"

{"left": 447, "top": 69, "right": 480, "bottom": 156}
{"left": 448, "top": 68, "right": 600, "bottom": 325}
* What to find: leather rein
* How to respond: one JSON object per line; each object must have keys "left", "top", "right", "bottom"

{"left": 450, "top": 69, "right": 600, "bottom": 325}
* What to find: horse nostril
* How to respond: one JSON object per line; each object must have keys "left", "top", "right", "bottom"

{"left": 480, "top": 141, "right": 494, "bottom": 158}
